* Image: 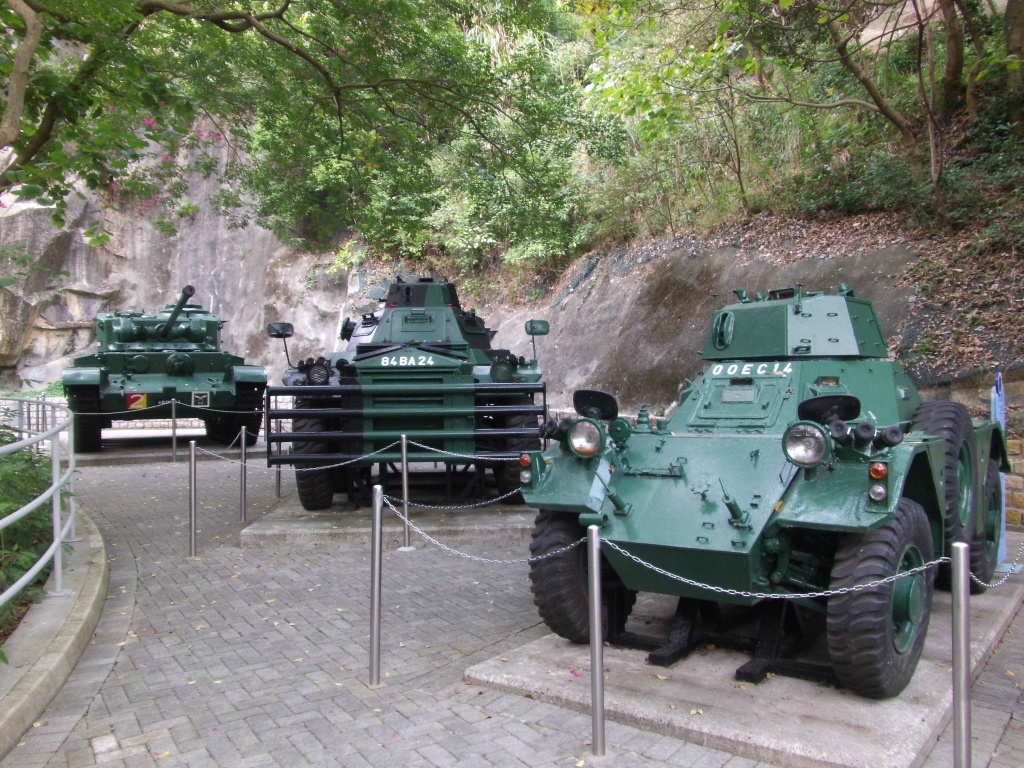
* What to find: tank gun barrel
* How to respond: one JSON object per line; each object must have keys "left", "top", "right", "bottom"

{"left": 158, "top": 285, "right": 196, "bottom": 339}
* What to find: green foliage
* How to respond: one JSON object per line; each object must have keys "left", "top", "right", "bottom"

{"left": 0, "top": 429, "right": 55, "bottom": 664}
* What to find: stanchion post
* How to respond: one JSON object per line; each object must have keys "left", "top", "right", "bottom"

{"left": 274, "top": 418, "right": 282, "bottom": 498}
{"left": 171, "top": 398, "right": 178, "bottom": 463}
{"left": 240, "top": 426, "right": 248, "bottom": 522}
{"left": 400, "top": 434, "right": 411, "bottom": 549}
{"left": 189, "top": 440, "right": 197, "bottom": 557}
{"left": 48, "top": 430, "right": 66, "bottom": 595}
{"left": 588, "top": 525, "right": 606, "bottom": 757}
{"left": 952, "top": 541, "right": 971, "bottom": 768}
{"left": 370, "top": 484, "right": 383, "bottom": 686}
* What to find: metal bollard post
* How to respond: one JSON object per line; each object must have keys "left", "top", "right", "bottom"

{"left": 588, "top": 525, "right": 606, "bottom": 757}
{"left": 399, "top": 434, "right": 413, "bottom": 550}
{"left": 274, "top": 419, "right": 282, "bottom": 498}
{"left": 48, "top": 431, "right": 67, "bottom": 596}
{"left": 240, "top": 426, "right": 248, "bottom": 522}
{"left": 952, "top": 541, "right": 971, "bottom": 768}
{"left": 171, "top": 398, "right": 178, "bottom": 462}
{"left": 189, "top": 440, "right": 198, "bottom": 557}
{"left": 370, "top": 484, "right": 383, "bottom": 686}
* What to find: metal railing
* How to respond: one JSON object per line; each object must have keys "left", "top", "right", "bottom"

{"left": 0, "top": 397, "right": 77, "bottom": 608}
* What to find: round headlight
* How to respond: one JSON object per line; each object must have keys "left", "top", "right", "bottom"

{"left": 783, "top": 422, "right": 831, "bottom": 467}
{"left": 490, "top": 360, "right": 514, "bottom": 383}
{"left": 569, "top": 419, "right": 603, "bottom": 457}
{"left": 308, "top": 359, "right": 332, "bottom": 385}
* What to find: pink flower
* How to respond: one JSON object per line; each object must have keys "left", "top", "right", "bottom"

{"left": 152, "top": 195, "right": 163, "bottom": 203}
{"left": 215, "top": 132, "right": 223, "bottom": 142}
{"left": 142, "top": 117, "right": 157, "bottom": 129}
{"left": 107, "top": 104, "right": 116, "bottom": 112}
{"left": 161, "top": 155, "right": 174, "bottom": 163}
{"left": 109, "top": 182, "right": 120, "bottom": 192}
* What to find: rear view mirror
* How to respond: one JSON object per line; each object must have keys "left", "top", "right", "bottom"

{"left": 267, "top": 322, "right": 294, "bottom": 339}
{"left": 525, "top": 319, "right": 549, "bottom": 336}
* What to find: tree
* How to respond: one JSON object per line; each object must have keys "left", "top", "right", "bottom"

{"left": 0, "top": 0, "right": 569, "bottom": 251}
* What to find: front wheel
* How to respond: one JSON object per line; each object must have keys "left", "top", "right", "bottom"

{"left": 826, "top": 497, "right": 934, "bottom": 699}
{"left": 293, "top": 414, "right": 334, "bottom": 511}
{"left": 529, "top": 510, "right": 636, "bottom": 643}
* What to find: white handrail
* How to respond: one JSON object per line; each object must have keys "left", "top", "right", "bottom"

{"left": 0, "top": 396, "right": 76, "bottom": 606}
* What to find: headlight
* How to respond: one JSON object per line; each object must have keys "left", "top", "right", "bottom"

{"left": 783, "top": 421, "right": 831, "bottom": 467}
{"left": 308, "top": 361, "right": 332, "bottom": 385}
{"left": 568, "top": 419, "right": 604, "bottom": 457}
{"left": 519, "top": 469, "right": 533, "bottom": 485}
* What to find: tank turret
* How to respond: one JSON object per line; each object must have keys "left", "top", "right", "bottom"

{"left": 157, "top": 285, "right": 197, "bottom": 339}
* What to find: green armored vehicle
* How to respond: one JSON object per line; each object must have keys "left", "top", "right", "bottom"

{"left": 521, "top": 283, "right": 1008, "bottom": 699}
{"left": 62, "top": 286, "right": 267, "bottom": 453}
{"left": 265, "top": 275, "right": 548, "bottom": 511}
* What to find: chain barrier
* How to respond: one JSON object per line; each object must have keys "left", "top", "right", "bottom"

{"left": 383, "top": 487, "right": 523, "bottom": 510}
{"left": 406, "top": 438, "right": 518, "bottom": 465}
{"left": 970, "top": 537, "right": 1024, "bottom": 590}
{"left": 382, "top": 495, "right": 583, "bottom": 565}
{"left": 68, "top": 402, "right": 258, "bottom": 417}
{"left": 195, "top": 439, "right": 402, "bottom": 472}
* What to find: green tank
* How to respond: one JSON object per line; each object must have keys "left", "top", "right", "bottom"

{"left": 61, "top": 285, "right": 267, "bottom": 453}
{"left": 265, "top": 275, "right": 549, "bottom": 511}
{"left": 520, "top": 283, "right": 1009, "bottom": 699}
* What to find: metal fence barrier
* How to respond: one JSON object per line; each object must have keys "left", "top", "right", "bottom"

{"left": 0, "top": 397, "right": 77, "bottom": 611}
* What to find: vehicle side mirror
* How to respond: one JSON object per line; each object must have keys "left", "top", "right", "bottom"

{"left": 340, "top": 317, "right": 356, "bottom": 341}
{"left": 267, "top": 322, "right": 294, "bottom": 339}
{"left": 525, "top": 319, "right": 549, "bottom": 336}
{"left": 573, "top": 389, "right": 619, "bottom": 421}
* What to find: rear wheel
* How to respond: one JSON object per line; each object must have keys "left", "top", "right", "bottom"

{"left": 529, "top": 510, "right": 636, "bottom": 643}
{"left": 293, "top": 403, "right": 334, "bottom": 511}
{"left": 66, "top": 386, "right": 102, "bottom": 453}
{"left": 827, "top": 497, "right": 934, "bottom": 699}
{"left": 911, "top": 401, "right": 976, "bottom": 587}
{"left": 970, "top": 459, "right": 1002, "bottom": 593}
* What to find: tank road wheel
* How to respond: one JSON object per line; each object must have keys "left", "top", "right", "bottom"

{"left": 969, "top": 460, "right": 1002, "bottom": 593}
{"left": 911, "top": 401, "right": 977, "bottom": 588}
{"left": 529, "top": 509, "right": 636, "bottom": 643}
{"left": 293, "top": 413, "right": 335, "bottom": 511}
{"left": 826, "top": 498, "right": 934, "bottom": 699}
{"left": 495, "top": 397, "right": 541, "bottom": 501}
{"left": 66, "top": 386, "right": 102, "bottom": 453}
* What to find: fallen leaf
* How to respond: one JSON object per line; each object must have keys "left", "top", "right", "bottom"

{"left": 655, "top": 674, "right": 668, "bottom": 681}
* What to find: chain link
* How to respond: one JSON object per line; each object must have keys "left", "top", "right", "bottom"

{"left": 602, "top": 539, "right": 951, "bottom": 600}
{"left": 383, "top": 487, "right": 522, "bottom": 510}
{"left": 198, "top": 439, "right": 402, "bottom": 471}
{"left": 969, "top": 538, "right": 1024, "bottom": 590}
{"left": 407, "top": 439, "right": 519, "bottom": 464}
{"left": 69, "top": 402, "right": 259, "bottom": 417}
{"left": 383, "top": 496, "right": 583, "bottom": 564}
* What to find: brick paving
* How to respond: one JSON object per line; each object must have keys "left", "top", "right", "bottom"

{"left": 3, "top": 457, "right": 1024, "bottom": 767}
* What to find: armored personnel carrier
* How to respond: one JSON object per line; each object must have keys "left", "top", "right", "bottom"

{"left": 62, "top": 286, "right": 267, "bottom": 453}
{"left": 265, "top": 275, "right": 549, "bottom": 510}
{"left": 520, "top": 283, "right": 1008, "bottom": 699}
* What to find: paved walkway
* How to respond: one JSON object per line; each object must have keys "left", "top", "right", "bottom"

{"left": 2, "top": 458, "right": 1023, "bottom": 767}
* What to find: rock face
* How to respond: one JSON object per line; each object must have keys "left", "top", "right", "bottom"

{"left": 0, "top": 187, "right": 1007, "bottom": 416}
{"left": 0, "top": 191, "right": 347, "bottom": 390}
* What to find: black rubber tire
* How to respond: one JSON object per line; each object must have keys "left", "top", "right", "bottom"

{"left": 969, "top": 459, "right": 1002, "bottom": 593}
{"left": 529, "top": 509, "right": 637, "bottom": 643}
{"left": 911, "top": 401, "right": 977, "bottom": 587}
{"left": 293, "top": 414, "right": 334, "bottom": 511}
{"left": 495, "top": 397, "right": 542, "bottom": 501}
{"left": 827, "top": 497, "right": 934, "bottom": 699}
{"left": 66, "top": 386, "right": 103, "bottom": 453}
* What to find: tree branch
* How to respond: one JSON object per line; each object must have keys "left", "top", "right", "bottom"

{"left": 1, "top": 0, "right": 45, "bottom": 150}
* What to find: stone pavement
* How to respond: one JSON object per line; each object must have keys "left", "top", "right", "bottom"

{"left": 2, "top": 455, "right": 1024, "bottom": 767}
